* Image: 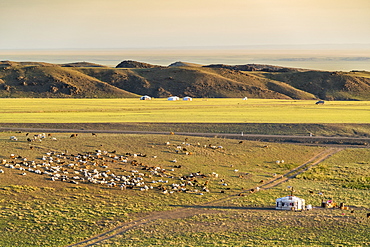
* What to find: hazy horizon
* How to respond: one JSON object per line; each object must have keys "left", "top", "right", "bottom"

{"left": 1, "top": 0, "right": 369, "bottom": 71}
{"left": 1, "top": 47, "right": 369, "bottom": 71}
{"left": 1, "top": 0, "right": 369, "bottom": 50}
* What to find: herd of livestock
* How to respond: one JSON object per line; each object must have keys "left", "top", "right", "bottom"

{"left": 2, "top": 133, "right": 227, "bottom": 195}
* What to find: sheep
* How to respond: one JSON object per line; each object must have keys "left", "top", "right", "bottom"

{"left": 10, "top": 136, "right": 18, "bottom": 141}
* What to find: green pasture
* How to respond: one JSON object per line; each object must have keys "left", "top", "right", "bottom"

{"left": 0, "top": 98, "right": 370, "bottom": 123}
{"left": 0, "top": 132, "right": 322, "bottom": 246}
{"left": 0, "top": 131, "right": 369, "bottom": 246}
{"left": 96, "top": 147, "right": 370, "bottom": 247}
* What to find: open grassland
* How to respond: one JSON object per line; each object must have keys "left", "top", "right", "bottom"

{"left": 1, "top": 98, "right": 370, "bottom": 123}
{"left": 93, "top": 148, "right": 370, "bottom": 247}
{"left": 98, "top": 209, "right": 370, "bottom": 246}
{"left": 0, "top": 132, "right": 369, "bottom": 246}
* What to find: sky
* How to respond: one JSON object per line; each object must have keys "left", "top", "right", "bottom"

{"left": 0, "top": 0, "right": 369, "bottom": 51}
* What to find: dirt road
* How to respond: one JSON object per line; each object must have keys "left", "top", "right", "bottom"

{"left": 1, "top": 127, "right": 369, "bottom": 147}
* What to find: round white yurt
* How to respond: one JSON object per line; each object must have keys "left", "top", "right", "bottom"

{"left": 168, "top": 96, "right": 180, "bottom": 101}
{"left": 140, "top": 95, "right": 152, "bottom": 100}
{"left": 276, "top": 196, "right": 305, "bottom": 211}
{"left": 183, "top": 96, "right": 192, "bottom": 101}
{"left": 242, "top": 97, "right": 248, "bottom": 100}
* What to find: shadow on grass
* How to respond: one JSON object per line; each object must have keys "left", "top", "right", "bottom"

{"left": 169, "top": 205, "right": 276, "bottom": 210}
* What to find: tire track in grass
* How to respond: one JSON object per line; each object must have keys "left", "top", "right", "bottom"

{"left": 259, "top": 147, "right": 343, "bottom": 189}
{"left": 66, "top": 147, "right": 343, "bottom": 247}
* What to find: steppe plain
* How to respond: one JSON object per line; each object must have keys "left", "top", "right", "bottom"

{"left": 0, "top": 59, "right": 370, "bottom": 246}
{"left": 0, "top": 97, "right": 369, "bottom": 246}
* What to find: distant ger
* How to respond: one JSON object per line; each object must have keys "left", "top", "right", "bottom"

{"left": 140, "top": 95, "right": 152, "bottom": 100}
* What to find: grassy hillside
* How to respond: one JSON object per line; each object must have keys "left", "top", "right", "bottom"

{"left": 0, "top": 62, "right": 139, "bottom": 98}
{"left": 79, "top": 66, "right": 316, "bottom": 99}
{"left": 262, "top": 71, "right": 370, "bottom": 100}
{"left": 1, "top": 60, "right": 369, "bottom": 99}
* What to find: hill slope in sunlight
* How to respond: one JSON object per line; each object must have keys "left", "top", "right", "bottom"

{"left": 1, "top": 60, "right": 369, "bottom": 100}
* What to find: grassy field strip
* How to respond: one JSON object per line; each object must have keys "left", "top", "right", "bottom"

{"left": 0, "top": 98, "right": 370, "bottom": 123}
{"left": 66, "top": 147, "right": 339, "bottom": 247}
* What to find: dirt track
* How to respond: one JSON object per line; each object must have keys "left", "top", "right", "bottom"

{"left": 66, "top": 147, "right": 343, "bottom": 247}
{"left": 1, "top": 127, "right": 369, "bottom": 147}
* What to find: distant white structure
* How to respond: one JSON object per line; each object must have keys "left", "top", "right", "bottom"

{"left": 183, "top": 96, "right": 192, "bottom": 101}
{"left": 276, "top": 196, "right": 305, "bottom": 211}
{"left": 242, "top": 97, "right": 248, "bottom": 100}
{"left": 168, "top": 96, "right": 180, "bottom": 101}
{"left": 140, "top": 95, "right": 152, "bottom": 100}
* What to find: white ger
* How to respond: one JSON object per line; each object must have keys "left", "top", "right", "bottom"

{"left": 276, "top": 195, "right": 305, "bottom": 211}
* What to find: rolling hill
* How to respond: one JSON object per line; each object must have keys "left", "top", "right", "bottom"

{"left": 0, "top": 60, "right": 369, "bottom": 100}
{"left": 262, "top": 70, "right": 370, "bottom": 100}
{"left": 0, "top": 61, "right": 139, "bottom": 98}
